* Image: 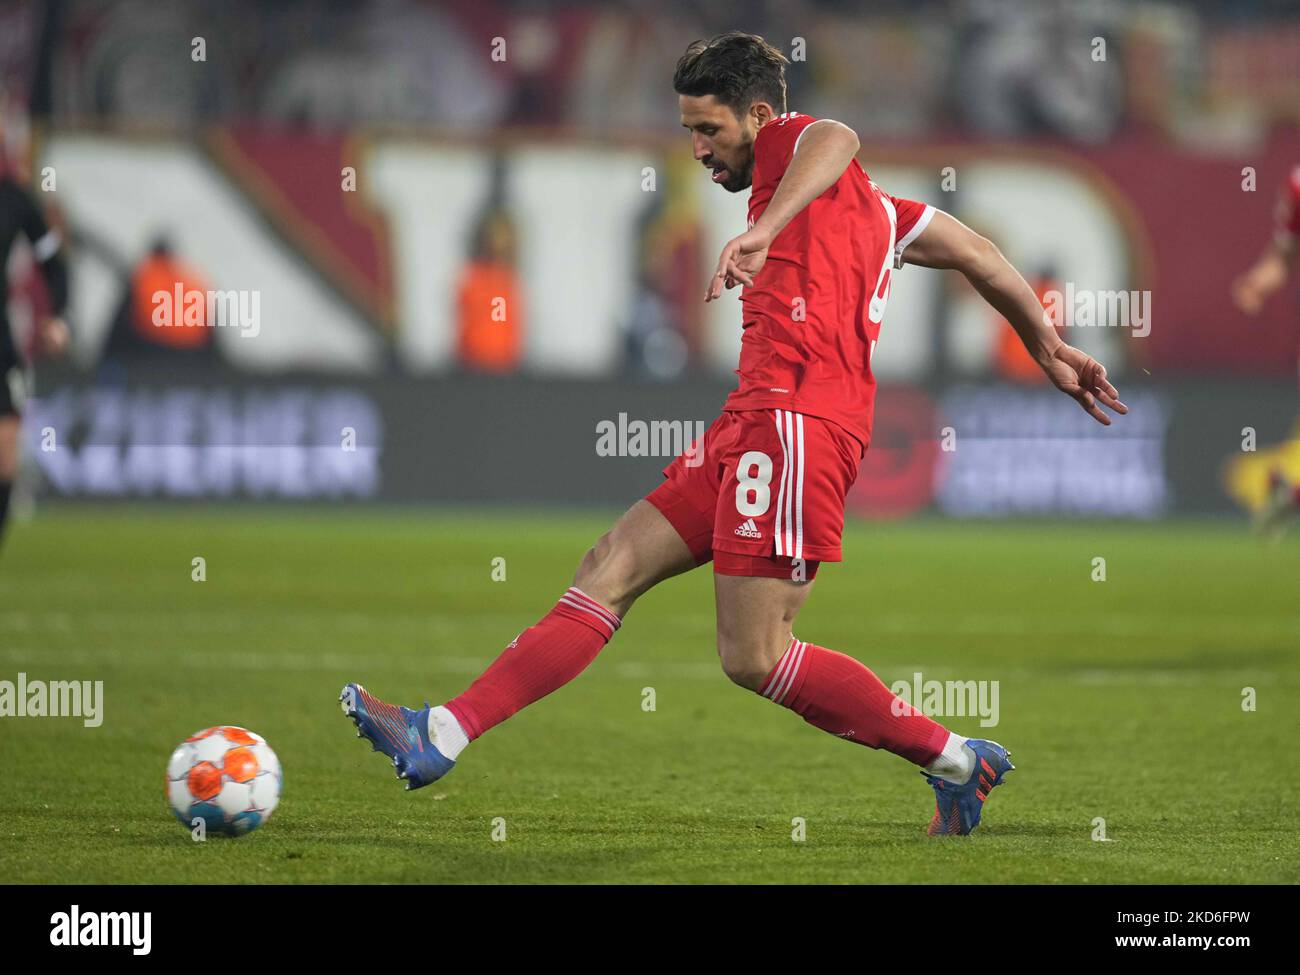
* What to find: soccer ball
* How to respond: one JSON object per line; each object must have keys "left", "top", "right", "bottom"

{"left": 166, "top": 726, "right": 282, "bottom": 837}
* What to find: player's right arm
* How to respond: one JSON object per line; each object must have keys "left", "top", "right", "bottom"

{"left": 1233, "top": 167, "right": 1300, "bottom": 316}
{"left": 706, "top": 118, "right": 859, "bottom": 300}
{"left": 1232, "top": 230, "right": 1295, "bottom": 316}
{"left": 902, "top": 208, "right": 1127, "bottom": 426}
{"left": 1232, "top": 239, "right": 1293, "bottom": 316}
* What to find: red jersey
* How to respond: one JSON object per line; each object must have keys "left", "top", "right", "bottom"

{"left": 723, "top": 112, "right": 934, "bottom": 451}
{"left": 1275, "top": 165, "right": 1300, "bottom": 241}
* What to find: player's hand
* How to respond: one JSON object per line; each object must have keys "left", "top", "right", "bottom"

{"left": 706, "top": 225, "right": 772, "bottom": 301}
{"left": 1041, "top": 343, "right": 1128, "bottom": 425}
{"left": 36, "top": 317, "right": 70, "bottom": 358}
{"left": 1231, "top": 273, "right": 1265, "bottom": 316}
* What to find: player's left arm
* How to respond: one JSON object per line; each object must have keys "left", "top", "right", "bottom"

{"left": 903, "top": 209, "right": 1128, "bottom": 426}
{"left": 705, "top": 120, "right": 860, "bottom": 301}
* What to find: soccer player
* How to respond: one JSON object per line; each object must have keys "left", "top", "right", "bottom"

{"left": 342, "top": 33, "right": 1127, "bottom": 836}
{"left": 1232, "top": 164, "right": 1300, "bottom": 535}
{"left": 0, "top": 167, "right": 70, "bottom": 549}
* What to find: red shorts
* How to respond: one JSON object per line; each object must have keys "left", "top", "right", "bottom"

{"left": 645, "top": 408, "right": 863, "bottom": 579}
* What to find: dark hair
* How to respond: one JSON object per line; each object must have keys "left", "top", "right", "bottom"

{"left": 672, "top": 32, "right": 788, "bottom": 116}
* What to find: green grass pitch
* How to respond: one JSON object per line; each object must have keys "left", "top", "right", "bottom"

{"left": 1, "top": 505, "right": 1297, "bottom": 884}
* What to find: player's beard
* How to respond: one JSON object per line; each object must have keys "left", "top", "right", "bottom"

{"left": 719, "top": 139, "right": 755, "bottom": 192}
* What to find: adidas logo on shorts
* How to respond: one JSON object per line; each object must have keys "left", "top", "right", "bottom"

{"left": 734, "top": 518, "right": 762, "bottom": 539}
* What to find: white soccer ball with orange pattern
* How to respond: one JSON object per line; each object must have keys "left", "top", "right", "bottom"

{"left": 165, "top": 726, "right": 282, "bottom": 836}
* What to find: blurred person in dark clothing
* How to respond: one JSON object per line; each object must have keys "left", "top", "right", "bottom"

{"left": 954, "top": 0, "right": 1122, "bottom": 142}
{"left": 0, "top": 170, "right": 70, "bottom": 548}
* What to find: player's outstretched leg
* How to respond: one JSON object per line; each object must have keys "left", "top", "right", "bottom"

{"left": 341, "top": 500, "right": 697, "bottom": 790}
{"left": 714, "top": 572, "right": 1014, "bottom": 835}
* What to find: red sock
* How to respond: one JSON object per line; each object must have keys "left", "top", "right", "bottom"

{"left": 758, "top": 639, "right": 949, "bottom": 766}
{"left": 445, "top": 587, "right": 621, "bottom": 739}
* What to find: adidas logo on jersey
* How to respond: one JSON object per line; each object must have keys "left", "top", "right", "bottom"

{"left": 734, "top": 518, "right": 762, "bottom": 539}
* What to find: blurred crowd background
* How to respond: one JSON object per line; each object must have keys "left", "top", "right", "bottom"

{"left": 1, "top": 0, "right": 1298, "bottom": 517}
{"left": 4, "top": 0, "right": 1298, "bottom": 141}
